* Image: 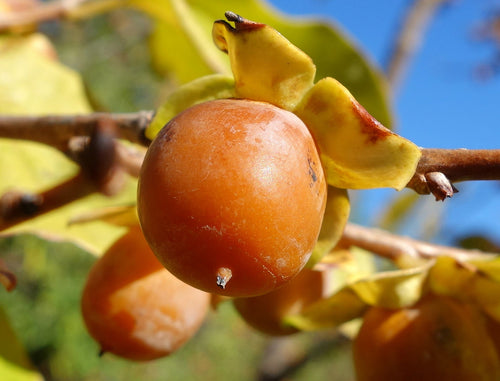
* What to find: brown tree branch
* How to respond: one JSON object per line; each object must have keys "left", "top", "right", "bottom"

{"left": 0, "top": 112, "right": 153, "bottom": 151}
{"left": 406, "top": 148, "right": 500, "bottom": 200}
{"left": 340, "top": 222, "right": 496, "bottom": 264}
{"left": 0, "top": 0, "right": 122, "bottom": 31}
{"left": 0, "top": 172, "right": 95, "bottom": 232}
{"left": 0, "top": 0, "right": 85, "bottom": 30}
{"left": 0, "top": 118, "right": 135, "bottom": 232}
{"left": 1, "top": 114, "right": 500, "bottom": 201}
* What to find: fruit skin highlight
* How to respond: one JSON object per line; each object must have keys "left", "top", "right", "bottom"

{"left": 138, "top": 98, "right": 327, "bottom": 297}
{"left": 81, "top": 227, "right": 210, "bottom": 361}
{"left": 353, "top": 294, "right": 500, "bottom": 381}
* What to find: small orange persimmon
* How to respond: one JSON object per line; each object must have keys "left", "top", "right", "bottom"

{"left": 233, "top": 268, "right": 328, "bottom": 336}
{"left": 138, "top": 99, "right": 326, "bottom": 297}
{"left": 81, "top": 227, "right": 210, "bottom": 361}
{"left": 353, "top": 294, "right": 500, "bottom": 381}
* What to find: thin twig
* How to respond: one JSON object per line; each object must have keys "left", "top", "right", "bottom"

{"left": 0, "top": 0, "right": 122, "bottom": 30}
{"left": 0, "top": 112, "right": 153, "bottom": 150}
{"left": 0, "top": 119, "right": 133, "bottom": 231}
{"left": 0, "top": 0, "right": 86, "bottom": 31}
{"left": 386, "top": 0, "right": 447, "bottom": 93}
{"left": 406, "top": 148, "right": 500, "bottom": 200}
{"left": 340, "top": 222, "right": 496, "bottom": 263}
{"left": 0, "top": 172, "right": 95, "bottom": 232}
{"left": 1, "top": 114, "right": 500, "bottom": 199}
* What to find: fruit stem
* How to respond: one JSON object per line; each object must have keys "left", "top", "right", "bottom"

{"left": 216, "top": 267, "right": 232, "bottom": 289}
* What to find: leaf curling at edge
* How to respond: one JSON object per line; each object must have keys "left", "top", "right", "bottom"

{"left": 294, "top": 77, "right": 421, "bottom": 191}
{"left": 212, "top": 13, "right": 316, "bottom": 111}
{"left": 186, "top": 0, "right": 393, "bottom": 127}
{"left": 285, "top": 261, "right": 434, "bottom": 331}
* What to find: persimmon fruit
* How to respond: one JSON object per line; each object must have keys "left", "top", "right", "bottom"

{"left": 233, "top": 268, "right": 328, "bottom": 336}
{"left": 138, "top": 99, "right": 327, "bottom": 297}
{"left": 81, "top": 227, "right": 210, "bottom": 361}
{"left": 353, "top": 293, "right": 500, "bottom": 381}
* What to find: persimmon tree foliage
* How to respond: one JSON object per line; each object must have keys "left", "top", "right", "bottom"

{"left": 1, "top": 1, "right": 500, "bottom": 380}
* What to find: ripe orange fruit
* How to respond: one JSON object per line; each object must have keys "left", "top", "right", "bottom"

{"left": 233, "top": 268, "right": 328, "bottom": 335}
{"left": 81, "top": 227, "right": 210, "bottom": 361}
{"left": 138, "top": 99, "right": 326, "bottom": 297}
{"left": 352, "top": 294, "right": 500, "bottom": 381}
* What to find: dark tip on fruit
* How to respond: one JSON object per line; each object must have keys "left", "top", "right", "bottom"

{"left": 216, "top": 267, "right": 233, "bottom": 289}
{"left": 223, "top": 11, "right": 265, "bottom": 31}
{"left": 98, "top": 349, "right": 106, "bottom": 358}
{"left": 225, "top": 11, "right": 243, "bottom": 23}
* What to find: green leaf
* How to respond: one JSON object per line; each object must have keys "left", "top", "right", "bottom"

{"left": 0, "top": 308, "right": 43, "bottom": 381}
{"left": 146, "top": 74, "right": 235, "bottom": 139}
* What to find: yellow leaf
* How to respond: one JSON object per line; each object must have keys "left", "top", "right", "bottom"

{"left": 212, "top": 14, "right": 315, "bottom": 110}
{"left": 0, "top": 36, "right": 91, "bottom": 114}
{"left": 286, "top": 247, "right": 375, "bottom": 331}
{"left": 427, "top": 256, "right": 476, "bottom": 301}
{"left": 474, "top": 275, "right": 500, "bottom": 322}
{"left": 129, "top": 0, "right": 230, "bottom": 81}
{"left": 0, "top": 34, "right": 135, "bottom": 255}
{"left": 470, "top": 257, "right": 500, "bottom": 321}
{"left": 0, "top": 308, "right": 43, "bottom": 381}
{"left": 3, "top": 181, "right": 136, "bottom": 255}
{"left": 284, "top": 288, "right": 367, "bottom": 331}
{"left": 307, "top": 186, "right": 350, "bottom": 267}
{"left": 295, "top": 77, "right": 421, "bottom": 190}
{"left": 286, "top": 261, "right": 431, "bottom": 331}
{"left": 350, "top": 263, "right": 431, "bottom": 309}
{"left": 68, "top": 204, "right": 138, "bottom": 227}
{"left": 146, "top": 74, "right": 235, "bottom": 139}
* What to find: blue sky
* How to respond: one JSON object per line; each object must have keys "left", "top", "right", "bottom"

{"left": 268, "top": 0, "right": 500, "bottom": 244}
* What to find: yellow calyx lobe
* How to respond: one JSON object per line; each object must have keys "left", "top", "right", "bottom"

{"left": 212, "top": 12, "right": 420, "bottom": 191}
{"left": 295, "top": 77, "right": 422, "bottom": 190}
{"left": 212, "top": 12, "right": 316, "bottom": 111}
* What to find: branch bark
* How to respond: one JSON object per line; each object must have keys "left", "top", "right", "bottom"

{"left": 406, "top": 148, "right": 500, "bottom": 200}
{"left": 0, "top": 0, "right": 122, "bottom": 31}
{"left": 0, "top": 112, "right": 153, "bottom": 151}
{"left": 0, "top": 118, "right": 141, "bottom": 232}
{"left": 1, "top": 113, "right": 500, "bottom": 201}
{"left": 340, "top": 222, "right": 496, "bottom": 264}
{"left": 0, "top": 173, "right": 95, "bottom": 232}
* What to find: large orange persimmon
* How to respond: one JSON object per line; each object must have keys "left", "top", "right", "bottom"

{"left": 81, "top": 227, "right": 210, "bottom": 361}
{"left": 138, "top": 99, "right": 327, "bottom": 297}
{"left": 353, "top": 293, "right": 500, "bottom": 381}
